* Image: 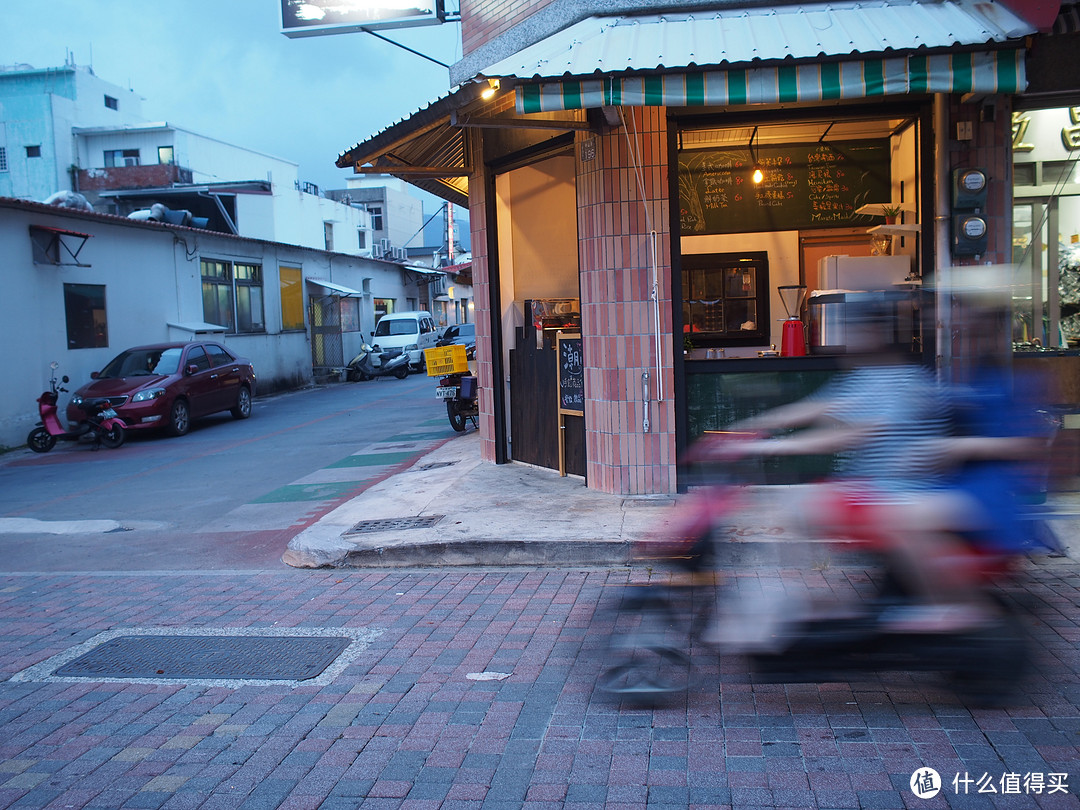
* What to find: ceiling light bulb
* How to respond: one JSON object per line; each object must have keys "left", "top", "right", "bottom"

{"left": 481, "top": 79, "right": 500, "bottom": 100}
{"left": 752, "top": 167, "right": 764, "bottom": 184}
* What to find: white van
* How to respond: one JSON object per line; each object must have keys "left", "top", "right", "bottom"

{"left": 371, "top": 311, "right": 439, "bottom": 371}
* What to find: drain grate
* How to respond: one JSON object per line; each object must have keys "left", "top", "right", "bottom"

{"left": 346, "top": 515, "right": 444, "bottom": 534}
{"left": 53, "top": 635, "right": 351, "bottom": 681}
{"left": 417, "top": 461, "right": 457, "bottom": 471}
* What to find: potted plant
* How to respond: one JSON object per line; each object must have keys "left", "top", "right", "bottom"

{"left": 880, "top": 204, "right": 903, "bottom": 225}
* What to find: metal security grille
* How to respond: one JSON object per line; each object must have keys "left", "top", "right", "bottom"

{"left": 310, "top": 295, "right": 344, "bottom": 371}
{"left": 346, "top": 515, "right": 445, "bottom": 534}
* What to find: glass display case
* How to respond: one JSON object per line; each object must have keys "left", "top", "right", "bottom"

{"left": 681, "top": 251, "right": 770, "bottom": 346}
{"left": 526, "top": 298, "right": 581, "bottom": 349}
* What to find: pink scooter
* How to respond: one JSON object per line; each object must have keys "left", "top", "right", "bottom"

{"left": 27, "top": 362, "right": 126, "bottom": 452}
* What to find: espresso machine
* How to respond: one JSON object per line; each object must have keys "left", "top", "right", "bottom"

{"left": 778, "top": 285, "right": 807, "bottom": 356}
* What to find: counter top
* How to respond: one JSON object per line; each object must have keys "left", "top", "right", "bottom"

{"left": 683, "top": 354, "right": 848, "bottom": 372}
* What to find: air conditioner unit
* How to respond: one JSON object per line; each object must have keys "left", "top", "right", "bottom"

{"left": 123, "top": 157, "right": 139, "bottom": 167}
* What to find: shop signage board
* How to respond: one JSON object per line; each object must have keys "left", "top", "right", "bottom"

{"left": 557, "top": 332, "right": 584, "bottom": 416}
{"left": 678, "top": 140, "right": 891, "bottom": 234}
{"left": 556, "top": 332, "right": 584, "bottom": 476}
{"left": 281, "top": 0, "right": 444, "bottom": 36}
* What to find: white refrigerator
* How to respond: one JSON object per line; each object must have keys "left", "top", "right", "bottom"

{"left": 817, "top": 255, "right": 911, "bottom": 291}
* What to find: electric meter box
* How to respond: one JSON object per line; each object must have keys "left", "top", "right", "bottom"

{"left": 952, "top": 167, "right": 988, "bottom": 210}
{"left": 952, "top": 213, "right": 989, "bottom": 256}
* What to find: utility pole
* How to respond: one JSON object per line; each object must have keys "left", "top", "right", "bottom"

{"left": 446, "top": 202, "right": 455, "bottom": 265}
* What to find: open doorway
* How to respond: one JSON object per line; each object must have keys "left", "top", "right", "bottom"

{"left": 494, "top": 152, "right": 586, "bottom": 475}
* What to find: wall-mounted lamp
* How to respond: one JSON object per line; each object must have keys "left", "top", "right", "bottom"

{"left": 750, "top": 126, "right": 763, "bottom": 184}
{"left": 480, "top": 79, "right": 500, "bottom": 100}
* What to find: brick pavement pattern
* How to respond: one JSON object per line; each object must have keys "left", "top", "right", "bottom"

{"left": 0, "top": 558, "right": 1077, "bottom": 809}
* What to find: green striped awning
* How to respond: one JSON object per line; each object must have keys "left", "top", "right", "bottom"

{"left": 516, "top": 50, "right": 1025, "bottom": 114}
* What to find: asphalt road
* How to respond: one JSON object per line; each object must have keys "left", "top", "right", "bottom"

{"left": 0, "top": 373, "right": 459, "bottom": 572}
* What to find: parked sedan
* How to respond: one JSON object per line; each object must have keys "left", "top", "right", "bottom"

{"left": 437, "top": 323, "right": 476, "bottom": 359}
{"left": 66, "top": 341, "right": 256, "bottom": 437}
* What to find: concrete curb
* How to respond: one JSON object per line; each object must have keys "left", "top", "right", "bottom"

{"left": 284, "top": 431, "right": 1080, "bottom": 569}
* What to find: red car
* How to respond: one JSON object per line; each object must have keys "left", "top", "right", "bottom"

{"left": 66, "top": 341, "right": 256, "bottom": 437}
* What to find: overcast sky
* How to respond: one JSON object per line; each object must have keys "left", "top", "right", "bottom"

{"left": 0, "top": 0, "right": 461, "bottom": 192}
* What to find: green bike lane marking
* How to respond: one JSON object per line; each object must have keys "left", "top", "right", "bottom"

{"left": 250, "top": 428, "right": 449, "bottom": 504}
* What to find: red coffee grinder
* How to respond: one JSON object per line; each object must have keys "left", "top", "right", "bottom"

{"left": 778, "top": 285, "right": 807, "bottom": 357}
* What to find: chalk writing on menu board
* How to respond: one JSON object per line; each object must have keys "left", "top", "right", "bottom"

{"left": 557, "top": 333, "right": 584, "bottom": 416}
{"left": 678, "top": 140, "right": 890, "bottom": 235}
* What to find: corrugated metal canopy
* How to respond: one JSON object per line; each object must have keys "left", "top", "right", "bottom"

{"left": 336, "top": 84, "right": 487, "bottom": 208}
{"left": 480, "top": 1, "right": 1035, "bottom": 81}
{"left": 517, "top": 49, "right": 1026, "bottom": 112}
{"left": 337, "top": 1, "right": 1037, "bottom": 200}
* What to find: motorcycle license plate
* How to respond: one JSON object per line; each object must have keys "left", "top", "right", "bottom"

{"left": 436, "top": 386, "right": 459, "bottom": 400}
{"left": 101, "top": 408, "right": 118, "bottom": 419}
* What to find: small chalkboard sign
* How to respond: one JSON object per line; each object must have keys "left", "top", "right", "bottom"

{"left": 557, "top": 332, "right": 584, "bottom": 416}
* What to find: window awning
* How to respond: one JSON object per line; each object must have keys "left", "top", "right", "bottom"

{"left": 29, "top": 225, "right": 92, "bottom": 267}
{"left": 516, "top": 50, "right": 1027, "bottom": 113}
{"left": 306, "top": 278, "right": 364, "bottom": 297}
{"left": 167, "top": 321, "right": 228, "bottom": 334}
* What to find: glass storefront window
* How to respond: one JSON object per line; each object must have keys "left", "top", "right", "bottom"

{"left": 1012, "top": 107, "right": 1080, "bottom": 348}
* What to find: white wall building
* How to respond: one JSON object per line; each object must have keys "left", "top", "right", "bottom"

{"left": 0, "top": 62, "right": 374, "bottom": 257}
{"left": 73, "top": 122, "right": 374, "bottom": 256}
{"left": 0, "top": 60, "right": 146, "bottom": 201}
{"left": 328, "top": 177, "right": 424, "bottom": 258}
{"left": 0, "top": 197, "right": 431, "bottom": 451}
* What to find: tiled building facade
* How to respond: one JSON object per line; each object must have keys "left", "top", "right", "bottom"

{"left": 341, "top": 1, "right": 1069, "bottom": 496}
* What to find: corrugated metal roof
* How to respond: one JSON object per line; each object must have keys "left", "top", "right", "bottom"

{"left": 481, "top": 0, "right": 1035, "bottom": 80}
{"left": 335, "top": 83, "right": 483, "bottom": 208}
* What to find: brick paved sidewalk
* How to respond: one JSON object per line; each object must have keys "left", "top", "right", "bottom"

{"left": 0, "top": 557, "right": 1077, "bottom": 809}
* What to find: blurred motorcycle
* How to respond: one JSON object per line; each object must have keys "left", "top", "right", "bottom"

{"left": 599, "top": 433, "right": 1036, "bottom": 707}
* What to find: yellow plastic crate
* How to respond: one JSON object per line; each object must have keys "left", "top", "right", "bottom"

{"left": 424, "top": 344, "right": 469, "bottom": 376}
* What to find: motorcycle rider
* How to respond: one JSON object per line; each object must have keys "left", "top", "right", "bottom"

{"left": 717, "top": 291, "right": 1046, "bottom": 634}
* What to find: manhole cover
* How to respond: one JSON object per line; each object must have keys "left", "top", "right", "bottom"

{"left": 346, "top": 515, "right": 444, "bottom": 534}
{"left": 53, "top": 635, "right": 351, "bottom": 681}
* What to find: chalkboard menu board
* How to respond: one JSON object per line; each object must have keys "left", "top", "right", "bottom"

{"left": 678, "top": 140, "right": 890, "bottom": 235}
{"left": 557, "top": 333, "right": 584, "bottom": 416}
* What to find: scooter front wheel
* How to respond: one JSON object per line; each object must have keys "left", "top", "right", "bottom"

{"left": 394, "top": 365, "right": 409, "bottom": 380}
{"left": 27, "top": 426, "right": 56, "bottom": 453}
{"left": 99, "top": 423, "right": 126, "bottom": 449}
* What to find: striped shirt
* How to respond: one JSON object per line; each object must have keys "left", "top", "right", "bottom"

{"left": 815, "top": 363, "right": 950, "bottom": 494}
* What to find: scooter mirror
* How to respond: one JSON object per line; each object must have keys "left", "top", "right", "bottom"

{"left": 50, "top": 361, "right": 59, "bottom": 370}
{"left": 62, "top": 376, "right": 69, "bottom": 383}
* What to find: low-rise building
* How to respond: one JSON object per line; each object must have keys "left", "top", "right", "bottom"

{"left": 0, "top": 196, "right": 430, "bottom": 450}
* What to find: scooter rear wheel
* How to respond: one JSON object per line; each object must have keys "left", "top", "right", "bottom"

{"left": 99, "top": 423, "right": 125, "bottom": 449}
{"left": 27, "top": 426, "right": 56, "bottom": 453}
{"left": 447, "top": 401, "right": 468, "bottom": 432}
